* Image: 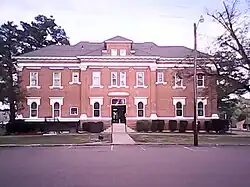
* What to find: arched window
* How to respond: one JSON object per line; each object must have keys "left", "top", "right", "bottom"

{"left": 198, "top": 102, "right": 204, "bottom": 116}
{"left": 30, "top": 102, "right": 38, "bottom": 117}
{"left": 93, "top": 102, "right": 100, "bottom": 117}
{"left": 54, "top": 102, "right": 60, "bottom": 117}
{"left": 176, "top": 102, "right": 183, "bottom": 116}
{"left": 137, "top": 102, "right": 144, "bottom": 117}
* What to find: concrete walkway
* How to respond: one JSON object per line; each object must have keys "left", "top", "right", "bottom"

{"left": 104, "top": 123, "right": 135, "bottom": 144}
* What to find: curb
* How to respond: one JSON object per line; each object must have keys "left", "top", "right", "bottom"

{"left": 1, "top": 143, "right": 250, "bottom": 147}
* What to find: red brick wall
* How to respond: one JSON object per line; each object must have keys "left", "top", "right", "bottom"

{"left": 20, "top": 63, "right": 217, "bottom": 120}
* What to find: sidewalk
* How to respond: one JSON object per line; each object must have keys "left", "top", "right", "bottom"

{"left": 104, "top": 123, "right": 135, "bottom": 144}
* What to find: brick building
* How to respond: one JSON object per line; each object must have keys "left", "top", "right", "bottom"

{"left": 15, "top": 36, "right": 218, "bottom": 127}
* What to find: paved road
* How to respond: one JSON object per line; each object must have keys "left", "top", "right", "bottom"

{"left": 0, "top": 145, "right": 250, "bottom": 187}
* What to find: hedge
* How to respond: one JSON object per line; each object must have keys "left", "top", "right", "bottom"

{"left": 179, "top": 120, "right": 188, "bottom": 133}
{"left": 169, "top": 120, "right": 177, "bottom": 132}
{"left": 136, "top": 120, "right": 151, "bottom": 132}
{"left": 6, "top": 120, "right": 80, "bottom": 134}
{"left": 192, "top": 121, "right": 201, "bottom": 132}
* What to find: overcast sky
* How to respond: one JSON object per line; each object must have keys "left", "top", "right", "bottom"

{"left": 0, "top": 0, "right": 249, "bottom": 52}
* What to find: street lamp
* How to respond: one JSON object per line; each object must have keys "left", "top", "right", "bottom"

{"left": 193, "top": 15, "right": 204, "bottom": 147}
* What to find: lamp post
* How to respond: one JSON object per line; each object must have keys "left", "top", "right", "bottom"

{"left": 193, "top": 16, "right": 204, "bottom": 147}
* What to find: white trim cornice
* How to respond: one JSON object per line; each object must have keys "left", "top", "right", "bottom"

{"left": 13, "top": 56, "right": 78, "bottom": 60}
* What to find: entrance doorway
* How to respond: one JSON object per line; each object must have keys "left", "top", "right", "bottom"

{"left": 111, "top": 98, "right": 126, "bottom": 124}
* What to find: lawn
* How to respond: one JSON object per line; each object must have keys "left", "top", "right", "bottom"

{"left": 0, "top": 133, "right": 111, "bottom": 145}
{"left": 129, "top": 133, "right": 250, "bottom": 145}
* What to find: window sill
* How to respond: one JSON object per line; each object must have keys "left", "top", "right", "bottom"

{"left": 134, "top": 85, "right": 148, "bottom": 88}
{"left": 69, "top": 82, "right": 81, "bottom": 85}
{"left": 70, "top": 114, "right": 78, "bottom": 116}
{"left": 108, "top": 85, "right": 129, "bottom": 88}
{"left": 197, "top": 86, "right": 205, "bottom": 88}
{"left": 26, "top": 86, "right": 41, "bottom": 89}
{"left": 90, "top": 85, "right": 104, "bottom": 88}
{"left": 156, "top": 82, "right": 167, "bottom": 85}
{"left": 108, "top": 85, "right": 119, "bottom": 88}
{"left": 172, "top": 86, "right": 186, "bottom": 89}
{"left": 49, "top": 86, "right": 64, "bottom": 89}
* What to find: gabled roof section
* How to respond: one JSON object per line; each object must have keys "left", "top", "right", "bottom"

{"left": 105, "top": 35, "right": 133, "bottom": 43}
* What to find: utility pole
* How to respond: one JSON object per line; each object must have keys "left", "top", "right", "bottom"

{"left": 193, "top": 22, "right": 198, "bottom": 146}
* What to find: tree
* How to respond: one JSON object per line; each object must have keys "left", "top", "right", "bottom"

{"left": 206, "top": 0, "right": 250, "bottom": 98}
{"left": 0, "top": 15, "right": 70, "bottom": 123}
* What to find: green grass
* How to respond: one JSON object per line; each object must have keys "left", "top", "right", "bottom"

{"left": 0, "top": 133, "right": 111, "bottom": 144}
{"left": 129, "top": 134, "right": 250, "bottom": 145}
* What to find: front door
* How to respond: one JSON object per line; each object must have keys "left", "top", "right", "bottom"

{"left": 111, "top": 99, "right": 126, "bottom": 124}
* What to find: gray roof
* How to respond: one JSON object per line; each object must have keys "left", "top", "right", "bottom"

{"left": 18, "top": 36, "right": 208, "bottom": 58}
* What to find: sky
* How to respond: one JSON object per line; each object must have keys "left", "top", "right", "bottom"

{"left": 0, "top": 0, "right": 248, "bottom": 52}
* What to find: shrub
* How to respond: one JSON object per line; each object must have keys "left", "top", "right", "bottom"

{"left": 151, "top": 120, "right": 158, "bottom": 132}
{"left": 179, "top": 120, "right": 188, "bottom": 133}
{"left": 157, "top": 120, "right": 165, "bottom": 132}
{"left": 136, "top": 120, "right": 151, "bottom": 132}
{"left": 89, "top": 122, "right": 104, "bottom": 133}
{"left": 169, "top": 120, "right": 177, "bottom": 132}
{"left": 212, "top": 119, "right": 229, "bottom": 134}
{"left": 204, "top": 120, "right": 212, "bottom": 133}
{"left": 192, "top": 121, "right": 201, "bottom": 132}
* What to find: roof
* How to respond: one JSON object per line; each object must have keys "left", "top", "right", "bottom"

{"left": 105, "top": 35, "right": 133, "bottom": 43}
{"left": 17, "top": 36, "right": 208, "bottom": 58}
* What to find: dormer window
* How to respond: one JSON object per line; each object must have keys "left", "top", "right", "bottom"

{"left": 111, "top": 49, "right": 118, "bottom": 56}
{"left": 120, "top": 49, "right": 126, "bottom": 56}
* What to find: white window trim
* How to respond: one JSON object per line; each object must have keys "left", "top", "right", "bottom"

{"left": 50, "top": 72, "right": 63, "bottom": 89}
{"left": 134, "top": 72, "right": 147, "bottom": 88}
{"left": 70, "top": 107, "right": 78, "bottom": 116}
{"left": 90, "top": 97, "right": 103, "bottom": 118}
{"left": 27, "top": 97, "right": 41, "bottom": 118}
{"left": 197, "top": 74, "right": 205, "bottom": 88}
{"left": 156, "top": 72, "right": 167, "bottom": 85}
{"left": 197, "top": 98, "right": 207, "bottom": 117}
{"left": 27, "top": 72, "right": 41, "bottom": 89}
{"left": 134, "top": 97, "right": 148, "bottom": 118}
{"left": 49, "top": 97, "right": 64, "bottom": 118}
{"left": 111, "top": 72, "right": 118, "bottom": 86}
{"left": 91, "top": 72, "right": 103, "bottom": 88}
{"left": 120, "top": 49, "right": 126, "bottom": 56}
{"left": 69, "top": 72, "right": 81, "bottom": 85}
{"left": 120, "top": 72, "right": 128, "bottom": 88}
{"left": 111, "top": 49, "right": 118, "bottom": 56}
{"left": 172, "top": 73, "right": 186, "bottom": 89}
{"left": 173, "top": 97, "right": 186, "bottom": 118}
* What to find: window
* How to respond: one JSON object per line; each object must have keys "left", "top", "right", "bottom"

{"left": 92, "top": 72, "right": 101, "bottom": 86}
{"left": 176, "top": 102, "right": 183, "bottom": 116}
{"left": 93, "top": 102, "right": 100, "bottom": 117}
{"left": 136, "top": 72, "right": 144, "bottom": 86}
{"left": 198, "top": 102, "right": 204, "bottom": 116}
{"left": 175, "top": 73, "right": 183, "bottom": 87}
{"left": 53, "top": 72, "right": 61, "bottom": 87}
{"left": 30, "top": 72, "right": 38, "bottom": 87}
{"left": 30, "top": 102, "right": 38, "bottom": 117}
{"left": 120, "top": 49, "right": 126, "bottom": 56}
{"left": 70, "top": 107, "right": 78, "bottom": 115}
{"left": 111, "top": 49, "right": 117, "bottom": 56}
{"left": 72, "top": 72, "right": 79, "bottom": 83}
{"left": 157, "top": 72, "right": 164, "bottom": 83}
{"left": 111, "top": 72, "right": 118, "bottom": 86}
{"left": 120, "top": 72, "right": 126, "bottom": 86}
{"left": 197, "top": 74, "right": 204, "bottom": 87}
{"left": 137, "top": 102, "right": 144, "bottom": 117}
{"left": 53, "top": 102, "right": 60, "bottom": 117}
{"left": 112, "top": 98, "right": 126, "bottom": 105}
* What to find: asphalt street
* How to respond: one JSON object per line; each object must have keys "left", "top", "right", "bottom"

{"left": 0, "top": 145, "right": 250, "bottom": 187}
